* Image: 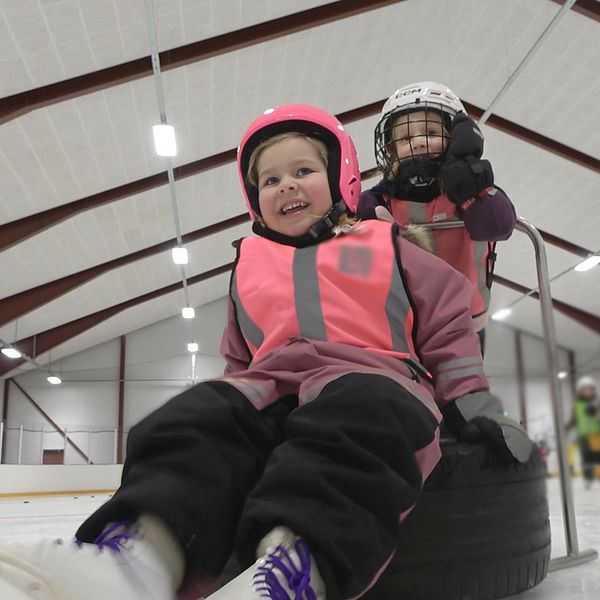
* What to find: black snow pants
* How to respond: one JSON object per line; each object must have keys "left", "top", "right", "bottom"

{"left": 76, "top": 372, "right": 440, "bottom": 600}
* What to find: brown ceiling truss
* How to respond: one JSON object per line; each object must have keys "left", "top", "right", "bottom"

{"left": 1, "top": 252, "right": 598, "bottom": 378}
{"left": 0, "top": 146, "right": 591, "bottom": 325}
{"left": 551, "top": 0, "right": 600, "bottom": 21}
{"left": 0, "top": 93, "right": 597, "bottom": 330}
{"left": 1, "top": 0, "right": 599, "bottom": 375}
{"left": 0, "top": 0, "right": 594, "bottom": 127}
{"left": 0, "top": 263, "right": 234, "bottom": 377}
{"left": 1, "top": 98, "right": 598, "bottom": 254}
{"left": 1, "top": 105, "right": 598, "bottom": 374}
{"left": 0, "top": 0, "right": 407, "bottom": 125}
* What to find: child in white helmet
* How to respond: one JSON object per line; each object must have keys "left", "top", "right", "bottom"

{"left": 357, "top": 81, "right": 517, "bottom": 350}
{"left": 0, "top": 105, "right": 531, "bottom": 600}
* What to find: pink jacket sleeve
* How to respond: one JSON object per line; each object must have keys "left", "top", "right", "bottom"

{"left": 219, "top": 296, "right": 252, "bottom": 375}
{"left": 397, "top": 235, "right": 489, "bottom": 410}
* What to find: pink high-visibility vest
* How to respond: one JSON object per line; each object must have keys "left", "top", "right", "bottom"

{"left": 387, "top": 195, "right": 490, "bottom": 330}
{"left": 231, "top": 220, "right": 418, "bottom": 365}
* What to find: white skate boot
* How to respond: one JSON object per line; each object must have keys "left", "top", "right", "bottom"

{"left": 208, "top": 527, "right": 326, "bottom": 599}
{"left": 0, "top": 515, "right": 184, "bottom": 600}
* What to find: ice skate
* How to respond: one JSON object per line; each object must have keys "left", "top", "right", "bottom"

{"left": 209, "top": 527, "right": 326, "bottom": 599}
{"left": 0, "top": 515, "right": 184, "bottom": 600}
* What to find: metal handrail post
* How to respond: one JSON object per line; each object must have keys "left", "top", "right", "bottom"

{"left": 421, "top": 217, "right": 597, "bottom": 570}
{"left": 515, "top": 217, "right": 597, "bottom": 571}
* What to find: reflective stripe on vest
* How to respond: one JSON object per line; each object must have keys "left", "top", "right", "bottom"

{"left": 232, "top": 221, "right": 415, "bottom": 363}
{"left": 389, "top": 196, "right": 489, "bottom": 319}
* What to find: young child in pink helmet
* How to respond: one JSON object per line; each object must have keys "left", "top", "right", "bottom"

{"left": 357, "top": 82, "right": 517, "bottom": 350}
{"left": 0, "top": 105, "right": 531, "bottom": 600}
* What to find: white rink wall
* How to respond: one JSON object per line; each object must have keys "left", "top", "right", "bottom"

{"left": 0, "top": 464, "right": 122, "bottom": 496}
{"left": 1, "top": 297, "right": 228, "bottom": 466}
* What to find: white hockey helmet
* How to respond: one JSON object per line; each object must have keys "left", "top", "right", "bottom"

{"left": 577, "top": 376, "right": 597, "bottom": 393}
{"left": 380, "top": 81, "right": 466, "bottom": 125}
{"left": 374, "top": 81, "right": 466, "bottom": 183}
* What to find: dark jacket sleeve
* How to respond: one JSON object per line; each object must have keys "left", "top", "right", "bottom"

{"left": 355, "top": 190, "right": 381, "bottom": 220}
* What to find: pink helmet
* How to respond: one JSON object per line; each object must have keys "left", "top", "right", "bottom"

{"left": 237, "top": 104, "right": 361, "bottom": 221}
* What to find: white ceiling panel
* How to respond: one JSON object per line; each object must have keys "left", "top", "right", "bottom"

{"left": 0, "top": 0, "right": 598, "bottom": 376}
{"left": 0, "top": 0, "right": 333, "bottom": 97}
{"left": 1, "top": 272, "right": 231, "bottom": 380}
{"left": 2, "top": 221, "right": 248, "bottom": 341}
{"left": 488, "top": 285, "right": 599, "bottom": 353}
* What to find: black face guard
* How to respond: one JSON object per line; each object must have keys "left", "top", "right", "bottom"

{"left": 388, "top": 156, "right": 444, "bottom": 202}
{"left": 374, "top": 104, "right": 453, "bottom": 201}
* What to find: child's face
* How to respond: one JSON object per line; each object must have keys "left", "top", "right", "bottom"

{"left": 256, "top": 137, "right": 333, "bottom": 238}
{"left": 391, "top": 110, "right": 447, "bottom": 163}
{"left": 580, "top": 385, "right": 596, "bottom": 400}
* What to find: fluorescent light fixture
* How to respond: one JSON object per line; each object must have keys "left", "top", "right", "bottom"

{"left": 153, "top": 124, "right": 177, "bottom": 156}
{"left": 574, "top": 255, "right": 600, "bottom": 272}
{"left": 491, "top": 308, "right": 512, "bottom": 321}
{"left": 171, "top": 247, "right": 188, "bottom": 265}
{"left": 558, "top": 371, "right": 568, "bottom": 379}
{"left": 47, "top": 375, "right": 62, "bottom": 385}
{"left": 1, "top": 347, "right": 21, "bottom": 359}
{"left": 182, "top": 307, "right": 195, "bottom": 319}
{"left": 187, "top": 342, "right": 199, "bottom": 353}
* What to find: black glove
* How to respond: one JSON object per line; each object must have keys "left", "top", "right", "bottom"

{"left": 445, "top": 113, "right": 485, "bottom": 158}
{"left": 440, "top": 113, "right": 494, "bottom": 205}
{"left": 585, "top": 404, "right": 598, "bottom": 417}
{"left": 443, "top": 391, "right": 533, "bottom": 463}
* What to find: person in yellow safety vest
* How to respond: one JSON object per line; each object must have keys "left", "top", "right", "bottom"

{"left": 570, "top": 376, "right": 600, "bottom": 489}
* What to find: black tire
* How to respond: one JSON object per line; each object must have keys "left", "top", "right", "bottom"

{"left": 361, "top": 437, "right": 551, "bottom": 600}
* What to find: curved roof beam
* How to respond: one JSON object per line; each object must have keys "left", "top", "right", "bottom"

{"left": 551, "top": 0, "right": 600, "bottom": 21}
{"left": 0, "top": 262, "right": 234, "bottom": 377}
{"left": 1, "top": 265, "right": 598, "bottom": 378}
{"left": 0, "top": 0, "right": 406, "bottom": 125}
{"left": 1, "top": 100, "right": 598, "bottom": 254}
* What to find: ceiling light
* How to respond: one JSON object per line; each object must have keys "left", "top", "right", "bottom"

{"left": 153, "top": 124, "right": 177, "bottom": 156}
{"left": 47, "top": 375, "right": 62, "bottom": 385}
{"left": 182, "top": 307, "right": 195, "bottom": 319}
{"left": 1, "top": 347, "right": 22, "bottom": 359}
{"left": 558, "top": 371, "right": 568, "bottom": 379}
{"left": 187, "top": 342, "right": 199, "bottom": 353}
{"left": 171, "top": 247, "right": 188, "bottom": 265}
{"left": 574, "top": 255, "right": 600, "bottom": 272}
{"left": 491, "top": 308, "right": 512, "bottom": 321}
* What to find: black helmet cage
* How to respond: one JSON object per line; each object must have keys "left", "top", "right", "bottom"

{"left": 240, "top": 120, "right": 343, "bottom": 218}
{"left": 374, "top": 100, "right": 458, "bottom": 180}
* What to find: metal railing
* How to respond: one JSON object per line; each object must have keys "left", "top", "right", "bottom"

{"left": 0, "top": 423, "right": 125, "bottom": 465}
{"left": 424, "top": 216, "right": 598, "bottom": 571}
{"left": 516, "top": 217, "right": 597, "bottom": 571}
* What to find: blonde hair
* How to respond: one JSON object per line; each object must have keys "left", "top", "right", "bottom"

{"left": 247, "top": 132, "right": 329, "bottom": 187}
{"left": 247, "top": 131, "right": 358, "bottom": 232}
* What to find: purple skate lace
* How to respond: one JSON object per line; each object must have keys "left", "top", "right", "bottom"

{"left": 89, "top": 520, "right": 138, "bottom": 552}
{"left": 253, "top": 539, "right": 317, "bottom": 600}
